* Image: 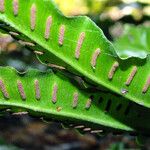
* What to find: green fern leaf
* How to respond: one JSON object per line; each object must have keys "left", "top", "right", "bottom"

{"left": 0, "top": 0, "right": 150, "bottom": 108}
{"left": 0, "top": 67, "right": 150, "bottom": 134}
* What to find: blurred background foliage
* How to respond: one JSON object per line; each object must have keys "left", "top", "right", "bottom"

{"left": 55, "top": 0, "right": 150, "bottom": 20}
{"left": 0, "top": 0, "right": 150, "bottom": 149}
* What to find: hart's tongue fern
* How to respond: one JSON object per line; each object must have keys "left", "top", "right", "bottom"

{"left": 0, "top": 67, "right": 150, "bottom": 135}
{"left": 1, "top": 0, "right": 150, "bottom": 108}
{"left": 0, "top": 0, "right": 150, "bottom": 136}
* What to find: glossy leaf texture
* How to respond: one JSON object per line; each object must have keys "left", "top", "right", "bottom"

{"left": 114, "top": 25, "right": 150, "bottom": 60}
{"left": 0, "top": 0, "right": 150, "bottom": 108}
{"left": 0, "top": 67, "right": 150, "bottom": 134}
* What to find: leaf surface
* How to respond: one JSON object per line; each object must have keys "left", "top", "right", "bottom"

{"left": 0, "top": 0, "right": 150, "bottom": 108}
{"left": 0, "top": 67, "right": 150, "bottom": 134}
{"left": 114, "top": 25, "right": 150, "bottom": 59}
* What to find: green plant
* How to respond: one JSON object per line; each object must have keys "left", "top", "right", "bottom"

{"left": 0, "top": 0, "right": 150, "bottom": 136}
{"left": 114, "top": 24, "right": 150, "bottom": 59}
{"left": 0, "top": 67, "right": 150, "bottom": 134}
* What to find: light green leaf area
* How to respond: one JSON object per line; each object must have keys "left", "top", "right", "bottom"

{"left": 114, "top": 25, "right": 150, "bottom": 60}
{"left": 1, "top": 0, "right": 150, "bottom": 108}
{"left": 0, "top": 67, "right": 150, "bottom": 134}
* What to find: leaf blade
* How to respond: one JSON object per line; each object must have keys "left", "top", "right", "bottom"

{"left": 1, "top": 0, "right": 150, "bottom": 109}
{"left": 0, "top": 67, "right": 150, "bottom": 134}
